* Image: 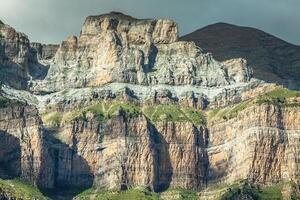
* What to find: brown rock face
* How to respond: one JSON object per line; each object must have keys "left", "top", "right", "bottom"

{"left": 0, "top": 102, "right": 53, "bottom": 189}
{"left": 81, "top": 12, "right": 178, "bottom": 44}
{"left": 0, "top": 23, "right": 31, "bottom": 89}
{"left": 1, "top": 12, "right": 300, "bottom": 200}
{"left": 207, "top": 104, "right": 300, "bottom": 185}
{"left": 28, "top": 12, "right": 251, "bottom": 93}
{"left": 30, "top": 43, "right": 59, "bottom": 60}
{"left": 51, "top": 114, "right": 207, "bottom": 191}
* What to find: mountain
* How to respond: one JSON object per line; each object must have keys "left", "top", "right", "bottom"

{"left": 0, "top": 12, "right": 300, "bottom": 200}
{"left": 181, "top": 22, "right": 300, "bottom": 88}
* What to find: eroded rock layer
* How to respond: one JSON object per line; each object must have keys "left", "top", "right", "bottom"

{"left": 0, "top": 12, "right": 300, "bottom": 199}
{"left": 0, "top": 100, "right": 53, "bottom": 189}
{"left": 207, "top": 104, "right": 300, "bottom": 185}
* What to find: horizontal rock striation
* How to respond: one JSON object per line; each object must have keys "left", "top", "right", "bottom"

{"left": 50, "top": 113, "right": 207, "bottom": 191}
{"left": 207, "top": 104, "right": 300, "bottom": 185}
{"left": 0, "top": 99, "right": 53, "bottom": 189}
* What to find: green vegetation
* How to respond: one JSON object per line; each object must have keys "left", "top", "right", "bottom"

{"left": 76, "top": 187, "right": 159, "bottom": 200}
{"left": 0, "top": 178, "right": 48, "bottom": 199}
{"left": 209, "top": 87, "right": 300, "bottom": 121}
{"left": 76, "top": 187, "right": 199, "bottom": 200}
{"left": 256, "top": 87, "right": 300, "bottom": 107}
{"left": 0, "top": 96, "right": 10, "bottom": 108}
{"left": 209, "top": 100, "right": 252, "bottom": 121}
{"left": 160, "top": 188, "right": 198, "bottom": 200}
{"left": 42, "top": 102, "right": 206, "bottom": 130}
{"left": 144, "top": 104, "right": 206, "bottom": 126}
{"left": 42, "top": 112, "right": 62, "bottom": 131}
{"left": 220, "top": 182, "right": 283, "bottom": 200}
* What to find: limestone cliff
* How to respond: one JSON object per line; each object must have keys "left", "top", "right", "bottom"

{"left": 53, "top": 114, "right": 207, "bottom": 191}
{"left": 27, "top": 12, "right": 251, "bottom": 93}
{"left": 0, "top": 12, "right": 300, "bottom": 200}
{"left": 207, "top": 104, "right": 300, "bottom": 185}
{"left": 0, "top": 97, "right": 53, "bottom": 189}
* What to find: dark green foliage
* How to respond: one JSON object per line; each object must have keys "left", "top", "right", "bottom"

{"left": 0, "top": 96, "right": 10, "bottom": 108}
{"left": 0, "top": 178, "right": 48, "bottom": 199}
{"left": 220, "top": 182, "right": 283, "bottom": 200}
{"left": 143, "top": 104, "right": 206, "bottom": 126}
{"left": 256, "top": 88, "right": 300, "bottom": 107}
{"left": 76, "top": 187, "right": 159, "bottom": 200}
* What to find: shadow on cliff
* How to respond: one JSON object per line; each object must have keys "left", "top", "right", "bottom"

{"left": 42, "top": 130, "right": 94, "bottom": 200}
{"left": 28, "top": 62, "right": 50, "bottom": 80}
{"left": 143, "top": 44, "right": 158, "bottom": 73}
{"left": 0, "top": 131, "right": 21, "bottom": 179}
{"left": 147, "top": 122, "right": 174, "bottom": 192}
{"left": 203, "top": 128, "right": 228, "bottom": 186}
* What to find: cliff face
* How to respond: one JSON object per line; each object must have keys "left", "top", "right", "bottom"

{"left": 0, "top": 12, "right": 300, "bottom": 199}
{"left": 0, "top": 99, "right": 53, "bottom": 189}
{"left": 28, "top": 12, "right": 251, "bottom": 93}
{"left": 48, "top": 113, "right": 207, "bottom": 191}
{"left": 0, "top": 23, "right": 31, "bottom": 89}
{"left": 207, "top": 104, "right": 300, "bottom": 185}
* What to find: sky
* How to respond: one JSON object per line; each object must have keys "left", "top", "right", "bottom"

{"left": 0, "top": 0, "right": 299, "bottom": 45}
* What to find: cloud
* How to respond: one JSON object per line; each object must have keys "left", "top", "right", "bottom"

{"left": 0, "top": 0, "right": 299, "bottom": 45}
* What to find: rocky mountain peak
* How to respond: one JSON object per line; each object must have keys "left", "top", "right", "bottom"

{"left": 81, "top": 11, "right": 178, "bottom": 44}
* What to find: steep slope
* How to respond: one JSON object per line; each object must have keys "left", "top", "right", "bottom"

{"left": 181, "top": 23, "right": 300, "bottom": 87}
{"left": 0, "top": 96, "right": 53, "bottom": 189}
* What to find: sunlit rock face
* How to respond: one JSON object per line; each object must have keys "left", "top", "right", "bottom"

{"left": 207, "top": 104, "right": 300, "bottom": 185}
{"left": 28, "top": 12, "right": 251, "bottom": 93}
{"left": 0, "top": 101, "right": 54, "bottom": 189}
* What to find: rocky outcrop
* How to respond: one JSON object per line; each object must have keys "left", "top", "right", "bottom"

{"left": 50, "top": 113, "right": 207, "bottom": 191}
{"left": 1, "top": 12, "right": 300, "bottom": 200}
{"left": 0, "top": 23, "right": 31, "bottom": 89}
{"left": 28, "top": 12, "right": 251, "bottom": 93}
{"left": 0, "top": 99, "right": 53, "bottom": 189}
{"left": 207, "top": 104, "right": 300, "bottom": 185}
{"left": 81, "top": 12, "right": 178, "bottom": 44}
{"left": 31, "top": 43, "right": 59, "bottom": 60}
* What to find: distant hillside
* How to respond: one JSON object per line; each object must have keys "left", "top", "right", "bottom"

{"left": 181, "top": 23, "right": 300, "bottom": 88}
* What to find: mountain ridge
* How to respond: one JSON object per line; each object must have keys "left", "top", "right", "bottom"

{"left": 181, "top": 22, "right": 300, "bottom": 87}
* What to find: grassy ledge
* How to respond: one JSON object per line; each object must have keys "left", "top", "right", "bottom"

{"left": 209, "top": 87, "right": 300, "bottom": 121}
{"left": 75, "top": 187, "right": 199, "bottom": 200}
{"left": 143, "top": 104, "right": 206, "bottom": 126}
{"left": 41, "top": 102, "right": 206, "bottom": 130}
{"left": 75, "top": 187, "right": 159, "bottom": 200}
{"left": 255, "top": 87, "right": 300, "bottom": 107}
{"left": 0, "top": 178, "right": 48, "bottom": 199}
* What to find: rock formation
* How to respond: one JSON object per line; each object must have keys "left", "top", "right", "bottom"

{"left": 0, "top": 12, "right": 300, "bottom": 199}
{"left": 0, "top": 98, "right": 53, "bottom": 189}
